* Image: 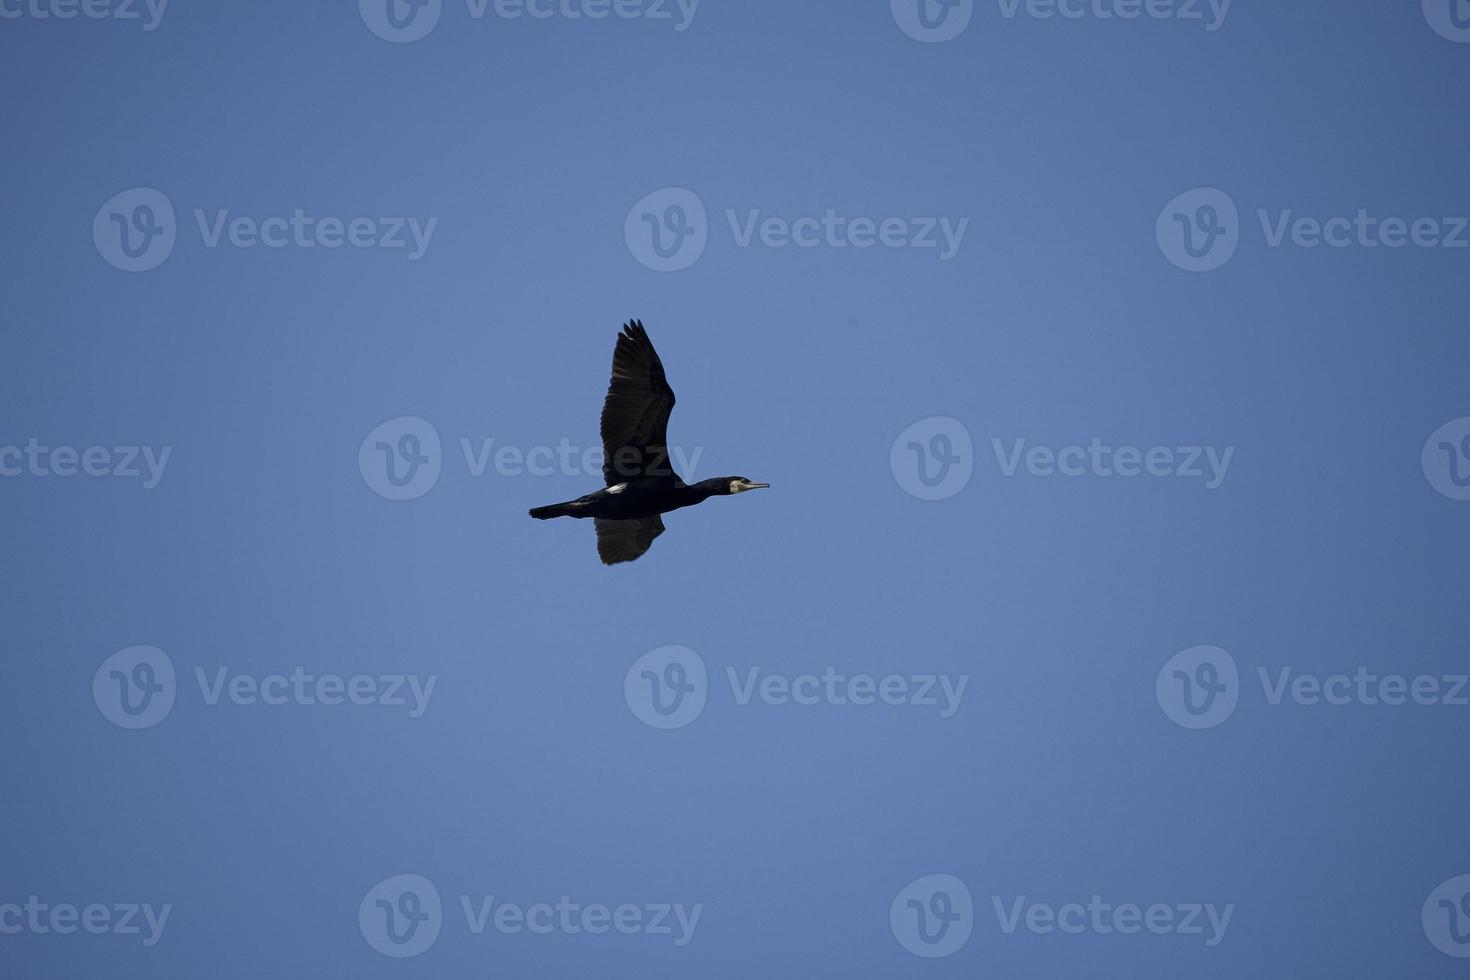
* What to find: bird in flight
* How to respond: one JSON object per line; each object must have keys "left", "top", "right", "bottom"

{"left": 529, "top": 320, "right": 769, "bottom": 565}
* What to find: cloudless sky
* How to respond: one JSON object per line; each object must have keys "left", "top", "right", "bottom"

{"left": 2, "top": 1, "right": 1469, "bottom": 977}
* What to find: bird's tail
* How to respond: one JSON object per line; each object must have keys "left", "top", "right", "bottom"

{"left": 529, "top": 500, "right": 579, "bottom": 520}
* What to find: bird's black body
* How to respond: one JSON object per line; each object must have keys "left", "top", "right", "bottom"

{"left": 529, "top": 320, "right": 768, "bottom": 564}
{"left": 530, "top": 476, "right": 742, "bottom": 522}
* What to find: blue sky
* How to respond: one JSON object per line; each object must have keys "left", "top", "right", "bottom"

{"left": 2, "top": 1, "right": 1470, "bottom": 977}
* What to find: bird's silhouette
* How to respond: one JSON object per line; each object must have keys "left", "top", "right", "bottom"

{"left": 529, "top": 320, "right": 768, "bottom": 564}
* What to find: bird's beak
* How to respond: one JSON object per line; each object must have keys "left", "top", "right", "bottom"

{"left": 745, "top": 481, "right": 770, "bottom": 491}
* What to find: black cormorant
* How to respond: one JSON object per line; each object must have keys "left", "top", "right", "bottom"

{"left": 529, "top": 320, "right": 768, "bottom": 564}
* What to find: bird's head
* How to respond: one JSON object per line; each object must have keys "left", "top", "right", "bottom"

{"left": 713, "top": 476, "right": 769, "bottom": 495}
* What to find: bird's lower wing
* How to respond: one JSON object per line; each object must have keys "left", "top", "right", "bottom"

{"left": 594, "top": 516, "right": 665, "bottom": 565}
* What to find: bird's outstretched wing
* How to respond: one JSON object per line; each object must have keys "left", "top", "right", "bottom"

{"left": 594, "top": 516, "right": 665, "bottom": 565}
{"left": 600, "top": 320, "right": 677, "bottom": 484}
